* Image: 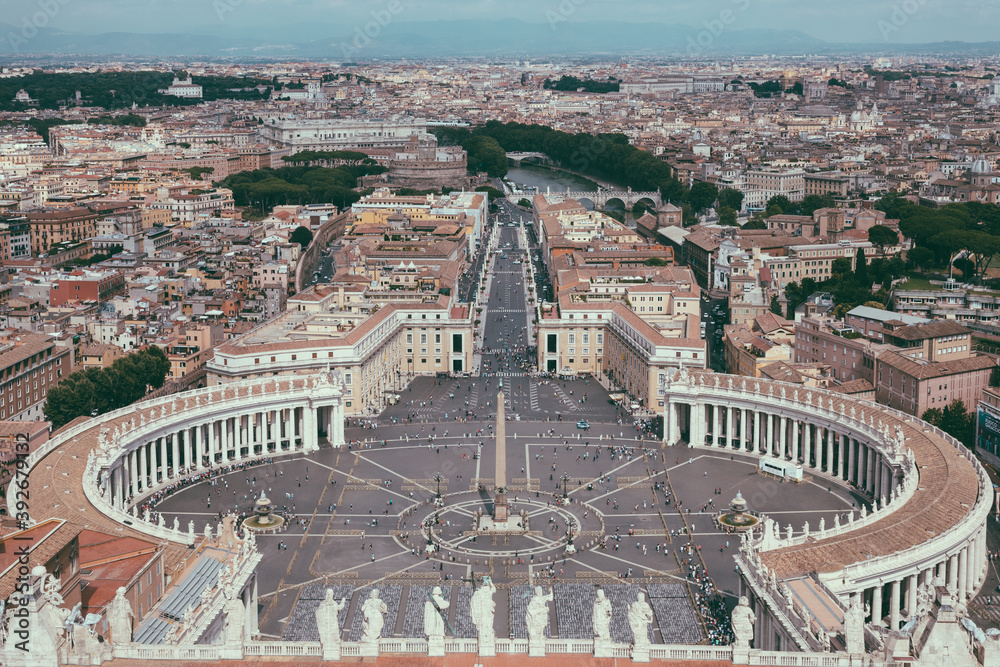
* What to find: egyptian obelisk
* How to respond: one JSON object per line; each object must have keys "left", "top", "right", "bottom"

{"left": 494, "top": 380, "right": 508, "bottom": 522}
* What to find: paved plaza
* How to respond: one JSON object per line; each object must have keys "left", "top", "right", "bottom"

{"left": 152, "top": 225, "right": 867, "bottom": 644}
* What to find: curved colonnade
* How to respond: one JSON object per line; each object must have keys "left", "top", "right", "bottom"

{"left": 11, "top": 374, "right": 346, "bottom": 552}
{"left": 11, "top": 369, "right": 991, "bottom": 660}
{"left": 662, "top": 370, "right": 991, "bottom": 633}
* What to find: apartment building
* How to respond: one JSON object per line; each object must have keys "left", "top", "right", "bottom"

{"left": 25, "top": 207, "right": 101, "bottom": 255}
{"left": 50, "top": 270, "right": 127, "bottom": 306}
{"left": 0, "top": 332, "right": 74, "bottom": 421}
{"left": 794, "top": 316, "right": 891, "bottom": 384}
{"left": 875, "top": 351, "right": 995, "bottom": 416}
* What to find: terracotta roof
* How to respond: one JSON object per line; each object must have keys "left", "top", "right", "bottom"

{"left": 888, "top": 320, "right": 970, "bottom": 341}
{"left": 877, "top": 351, "right": 996, "bottom": 379}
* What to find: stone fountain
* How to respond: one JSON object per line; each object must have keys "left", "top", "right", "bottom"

{"left": 242, "top": 491, "right": 286, "bottom": 533}
{"left": 717, "top": 490, "right": 760, "bottom": 531}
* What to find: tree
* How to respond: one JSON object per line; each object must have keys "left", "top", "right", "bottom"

{"left": 660, "top": 179, "right": 689, "bottom": 205}
{"left": 831, "top": 257, "right": 853, "bottom": 277}
{"left": 688, "top": 182, "right": 719, "bottom": 214}
{"left": 44, "top": 347, "right": 170, "bottom": 430}
{"left": 290, "top": 226, "right": 313, "bottom": 248}
{"left": 742, "top": 214, "right": 768, "bottom": 230}
{"left": 717, "top": 188, "right": 744, "bottom": 212}
{"left": 923, "top": 399, "right": 975, "bottom": 448}
{"left": 855, "top": 248, "right": 868, "bottom": 286}
{"left": 718, "top": 206, "right": 738, "bottom": 227}
{"left": 770, "top": 295, "right": 782, "bottom": 315}
{"left": 868, "top": 225, "right": 900, "bottom": 258}
{"left": 518, "top": 198, "right": 531, "bottom": 208}
{"left": 766, "top": 195, "right": 794, "bottom": 215}
{"left": 799, "top": 193, "right": 835, "bottom": 217}
{"left": 907, "top": 246, "right": 934, "bottom": 271}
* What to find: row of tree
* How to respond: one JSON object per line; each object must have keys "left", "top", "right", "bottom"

{"left": 218, "top": 164, "right": 386, "bottom": 214}
{"left": 542, "top": 76, "right": 621, "bottom": 93}
{"left": 877, "top": 194, "right": 1000, "bottom": 284}
{"left": 2, "top": 71, "right": 272, "bottom": 111}
{"left": 43, "top": 347, "right": 171, "bottom": 430}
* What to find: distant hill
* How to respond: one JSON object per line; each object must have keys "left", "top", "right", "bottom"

{"left": 0, "top": 19, "right": 997, "bottom": 59}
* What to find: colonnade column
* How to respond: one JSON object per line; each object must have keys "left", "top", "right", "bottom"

{"left": 906, "top": 574, "right": 918, "bottom": 617}
{"left": 778, "top": 416, "right": 786, "bottom": 459}
{"left": 137, "top": 444, "right": 147, "bottom": 492}
{"left": 839, "top": 434, "right": 847, "bottom": 479}
{"left": 826, "top": 428, "right": 834, "bottom": 473}
{"left": 848, "top": 439, "right": 856, "bottom": 485}
{"left": 889, "top": 580, "right": 901, "bottom": 630}
{"left": 726, "top": 407, "right": 735, "bottom": 449}
{"left": 740, "top": 409, "right": 748, "bottom": 451}
{"left": 754, "top": 411, "right": 762, "bottom": 453}
{"left": 872, "top": 584, "right": 883, "bottom": 625}
{"left": 791, "top": 419, "right": 799, "bottom": 461}
{"left": 129, "top": 450, "right": 138, "bottom": 496}
{"left": 767, "top": 414, "right": 775, "bottom": 457}
{"left": 172, "top": 433, "right": 180, "bottom": 476}
{"left": 713, "top": 405, "right": 722, "bottom": 446}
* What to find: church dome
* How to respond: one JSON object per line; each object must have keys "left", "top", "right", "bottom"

{"left": 971, "top": 157, "right": 993, "bottom": 174}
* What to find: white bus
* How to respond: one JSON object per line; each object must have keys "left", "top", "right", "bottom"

{"left": 758, "top": 457, "right": 803, "bottom": 482}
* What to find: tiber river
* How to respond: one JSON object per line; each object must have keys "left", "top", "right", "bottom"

{"left": 505, "top": 163, "right": 637, "bottom": 222}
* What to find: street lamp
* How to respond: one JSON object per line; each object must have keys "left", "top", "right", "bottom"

{"left": 433, "top": 472, "right": 444, "bottom": 500}
{"left": 561, "top": 473, "right": 570, "bottom": 500}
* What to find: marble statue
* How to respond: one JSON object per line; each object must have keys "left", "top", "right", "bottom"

{"left": 223, "top": 590, "right": 246, "bottom": 646}
{"left": 818, "top": 627, "right": 831, "bottom": 652}
{"left": 220, "top": 514, "right": 238, "bottom": 549}
{"left": 629, "top": 592, "right": 654, "bottom": 661}
{"left": 360, "top": 589, "right": 387, "bottom": 645}
{"left": 424, "top": 586, "right": 449, "bottom": 652}
{"left": 315, "top": 589, "right": 346, "bottom": 660}
{"left": 107, "top": 587, "right": 134, "bottom": 645}
{"left": 592, "top": 588, "right": 613, "bottom": 644}
{"left": 844, "top": 594, "right": 869, "bottom": 654}
{"left": 731, "top": 596, "right": 755, "bottom": 651}
{"left": 470, "top": 577, "right": 497, "bottom": 656}
{"left": 818, "top": 517, "right": 825, "bottom": 533}
{"left": 205, "top": 524, "right": 213, "bottom": 540}
{"left": 526, "top": 586, "right": 553, "bottom": 655}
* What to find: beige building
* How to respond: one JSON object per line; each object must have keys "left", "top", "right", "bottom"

{"left": 537, "top": 293, "right": 706, "bottom": 410}
{"left": 207, "top": 297, "right": 474, "bottom": 414}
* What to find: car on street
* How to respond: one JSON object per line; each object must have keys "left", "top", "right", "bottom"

{"left": 576, "top": 420, "right": 590, "bottom": 429}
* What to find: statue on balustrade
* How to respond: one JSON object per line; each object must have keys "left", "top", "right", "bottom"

{"left": 592, "top": 588, "right": 612, "bottom": 644}
{"left": 526, "top": 586, "right": 553, "bottom": 644}
{"left": 628, "top": 591, "right": 653, "bottom": 648}
{"left": 731, "top": 596, "right": 755, "bottom": 650}
{"left": 470, "top": 577, "right": 497, "bottom": 656}
{"left": 223, "top": 589, "right": 246, "bottom": 646}
{"left": 107, "top": 587, "right": 134, "bottom": 645}
{"left": 315, "top": 589, "right": 346, "bottom": 659}
{"left": 360, "top": 589, "right": 387, "bottom": 645}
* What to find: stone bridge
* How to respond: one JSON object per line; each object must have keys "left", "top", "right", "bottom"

{"left": 506, "top": 152, "right": 552, "bottom": 165}
{"left": 517, "top": 187, "right": 662, "bottom": 210}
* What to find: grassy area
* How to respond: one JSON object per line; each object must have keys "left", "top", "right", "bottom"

{"left": 895, "top": 277, "right": 940, "bottom": 291}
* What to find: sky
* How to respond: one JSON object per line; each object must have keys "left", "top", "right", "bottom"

{"left": 1, "top": 0, "right": 997, "bottom": 45}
